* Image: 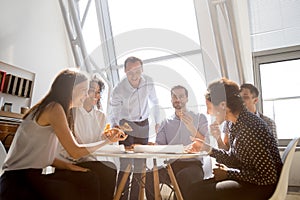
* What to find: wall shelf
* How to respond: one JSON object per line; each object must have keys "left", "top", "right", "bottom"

{"left": 0, "top": 61, "right": 35, "bottom": 113}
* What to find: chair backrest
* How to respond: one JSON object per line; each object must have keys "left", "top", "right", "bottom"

{"left": 269, "top": 137, "right": 299, "bottom": 200}
{"left": 0, "top": 141, "right": 7, "bottom": 175}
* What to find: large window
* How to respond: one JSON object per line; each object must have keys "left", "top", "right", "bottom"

{"left": 254, "top": 46, "right": 300, "bottom": 144}
{"left": 62, "top": 0, "right": 259, "bottom": 143}
{"left": 107, "top": 0, "right": 201, "bottom": 62}
{"left": 105, "top": 0, "right": 208, "bottom": 140}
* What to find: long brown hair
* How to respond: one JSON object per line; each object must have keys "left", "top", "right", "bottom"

{"left": 90, "top": 76, "right": 105, "bottom": 110}
{"left": 24, "top": 69, "right": 88, "bottom": 121}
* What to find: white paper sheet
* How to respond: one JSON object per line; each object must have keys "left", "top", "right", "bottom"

{"left": 133, "top": 144, "right": 184, "bottom": 153}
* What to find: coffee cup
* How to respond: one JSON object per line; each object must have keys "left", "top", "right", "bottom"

{"left": 21, "top": 107, "right": 29, "bottom": 114}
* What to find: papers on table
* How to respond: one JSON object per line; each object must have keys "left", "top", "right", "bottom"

{"left": 96, "top": 144, "right": 126, "bottom": 153}
{"left": 133, "top": 144, "right": 185, "bottom": 154}
{"left": 95, "top": 144, "right": 193, "bottom": 154}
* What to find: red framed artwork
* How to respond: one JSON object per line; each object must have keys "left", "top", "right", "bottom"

{"left": 0, "top": 70, "right": 6, "bottom": 92}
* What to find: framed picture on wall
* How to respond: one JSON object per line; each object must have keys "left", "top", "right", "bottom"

{"left": 0, "top": 70, "right": 6, "bottom": 92}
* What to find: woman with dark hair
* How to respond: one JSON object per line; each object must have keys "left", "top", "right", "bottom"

{"left": 57, "top": 77, "right": 117, "bottom": 200}
{"left": 89, "top": 76, "right": 105, "bottom": 110}
{"left": 186, "top": 78, "right": 282, "bottom": 200}
{"left": 0, "top": 69, "right": 127, "bottom": 200}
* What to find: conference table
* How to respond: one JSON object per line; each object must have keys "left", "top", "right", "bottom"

{"left": 94, "top": 149, "right": 207, "bottom": 200}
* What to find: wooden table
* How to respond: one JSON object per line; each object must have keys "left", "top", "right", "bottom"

{"left": 94, "top": 150, "right": 207, "bottom": 200}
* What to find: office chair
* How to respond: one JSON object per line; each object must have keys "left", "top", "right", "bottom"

{"left": 269, "top": 137, "right": 299, "bottom": 200}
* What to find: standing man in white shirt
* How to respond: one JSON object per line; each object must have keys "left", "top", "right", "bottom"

{"left": 109, "top": 56, "right": 160, "bottom": 200}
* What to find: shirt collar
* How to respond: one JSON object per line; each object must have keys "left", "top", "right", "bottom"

{"left": 255, "top": 111, "right": 260, "bottom": 117}
{"left": 126, "top": 75, "right": 146, "bottom": 90}
{"left": 79, "top": 106, "right": 93, "bottom": 116}
{"left": 173, "top": 113, "right": 180, "bottom": 120}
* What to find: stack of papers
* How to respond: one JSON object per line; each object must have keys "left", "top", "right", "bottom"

{"left": 97, "top": 144, "right": 126, "bottom": 153}
{"left": 133, "top": 144, "right": 185, "bottom": 154}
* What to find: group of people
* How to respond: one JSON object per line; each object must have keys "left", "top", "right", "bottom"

{"left": 0, "top": 69, "right": 127, "bottom": 200}
{"left": 185, "top": 78, "right": 282, "bottom": 200}
{"left": 0, "top": 56, "right": 282, "bottom": 200}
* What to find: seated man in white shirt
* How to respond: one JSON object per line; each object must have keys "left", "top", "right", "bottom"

{"left": 145, "top": 85, "right": 209, "bottom": 200}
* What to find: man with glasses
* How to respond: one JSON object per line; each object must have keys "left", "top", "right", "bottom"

{"left": 109, "top": 56, "right": 160, "bottom": 200}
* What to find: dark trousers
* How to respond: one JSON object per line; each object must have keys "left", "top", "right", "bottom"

{"left": 187, "top": 178, "right": 277, "bottom": 200}
{"left": 0, "top": 161, "right": 117, "bottom": 200}
{"left": 117, "top": 119, "right": 149, "bottom": 200}
{"left": 0, "top": 169, "right": 42, "bottom": 200}
{"left": 76, "top": 161, "right": 117, "bottom": 200}
{"left": 145, "top": 160, "right": 204, "bottom": 200}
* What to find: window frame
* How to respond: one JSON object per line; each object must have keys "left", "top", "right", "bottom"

{"left": 253, "top": 45, "right": 300, "bottom": 146}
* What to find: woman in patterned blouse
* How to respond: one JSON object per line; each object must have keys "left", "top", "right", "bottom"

{"left": 186, "top": 78, "right": 282, "bottom": 200}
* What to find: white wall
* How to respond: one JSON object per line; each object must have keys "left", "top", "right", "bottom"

{"left": 0, "top": 0, "right": 74, "bottom": 106}
{"left": 248, "top": 0, "right": 300, "bottom": 51}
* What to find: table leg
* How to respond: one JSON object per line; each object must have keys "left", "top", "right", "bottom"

{"left": 166, "top": 163, "right": 183, "bottom": 200}
{"left": 138, "top": 161, "right": 146, "bottom": 200}
{"left": 114, "top": 164, "right": 132, "bottom": 200}
{"left": 153, "top": 159, "right": 162, "bottom": 200}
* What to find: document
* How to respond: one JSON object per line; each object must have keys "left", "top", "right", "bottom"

{"left": 133, "top": 144, "right": 185, "bottom": 153}
{"left": 96, "top": 144, "right": 126, "bottom": 153}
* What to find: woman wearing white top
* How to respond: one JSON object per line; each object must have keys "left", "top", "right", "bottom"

{"left": 57, "top": 77, "right": 117, "bottom": 200}
{"left": 0, "top": 69, "right": 127, "bottom": 200}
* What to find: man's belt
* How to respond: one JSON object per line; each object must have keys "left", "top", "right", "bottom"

{"left": 133, "top": 118, "right": 149, "bottom": 126}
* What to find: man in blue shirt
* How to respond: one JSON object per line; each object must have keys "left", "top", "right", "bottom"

{"left": 145, "top": 85, "right": 209, "bottom": 200}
